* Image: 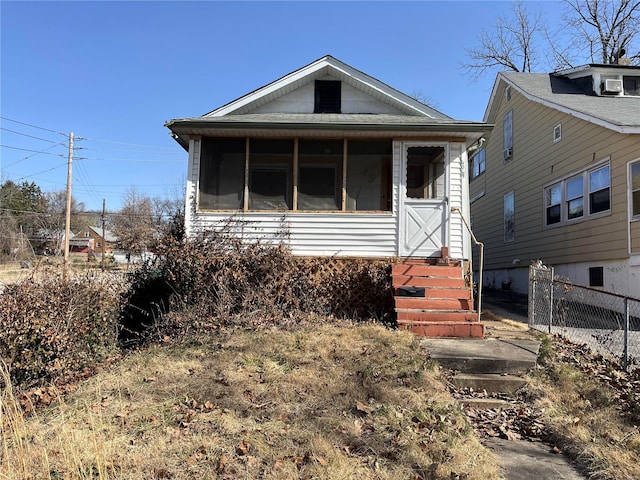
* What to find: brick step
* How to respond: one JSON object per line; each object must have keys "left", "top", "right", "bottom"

{"left": 398, "top": 321, "right": 484, "bottom": 338}
{"left": 393, "top": 275, "right": 466, "bottom": 288}
{"left": 395, "top": 297, "right": 473, "bottom": 310}
{"left": 396, "top": 288, "right": 471, "bottom": 300}
{"left": 396, "top": 310, "right": 478, "bottom": 322}
{"left": 392, "top": 264, "right": 463, "bottom": 278}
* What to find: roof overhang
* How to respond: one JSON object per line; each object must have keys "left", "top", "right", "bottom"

{"left": 166, "top": 118, "right": 491, "bottom": 151}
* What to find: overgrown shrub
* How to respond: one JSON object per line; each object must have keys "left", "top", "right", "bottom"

{"left": 122, "top": 229, "right": 395, "bottom": 344}
{"left": 0, "top": 273, "right": 126, "bottom": 389}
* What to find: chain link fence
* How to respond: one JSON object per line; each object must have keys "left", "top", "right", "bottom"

{"left": 529, "top": 263, "right": 640, "bottom": 370}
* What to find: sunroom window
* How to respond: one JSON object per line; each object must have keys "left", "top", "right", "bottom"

{"left": 346, "top": 140, "right": 392, "bottom": 211}
{"left": 249, "top": 139, "right": 294, "bottom": 210}
{"left": 199, "top": 138, "right": 245, "bottom": 210}
{"left": 197, "top": 137, "right": 392, "bottom": 212}
{"left": 297, "top": 139, "right": 342, "bottom": 210}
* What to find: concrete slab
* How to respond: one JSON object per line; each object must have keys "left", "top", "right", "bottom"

{"left": 484, "top": 438, "right": 586, "bottom": 480}
{"left": 451, "top": 373, "right": 526, "bottom": 394}
{"left": 421, "top": 338, "right": 540, "bottom": 374}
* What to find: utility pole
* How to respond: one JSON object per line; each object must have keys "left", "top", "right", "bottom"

{"left": 101, "top": 198, "right": 106, "bottom": 271}
{"left": 63, "top": 132, "right": 73, "bottom": 280}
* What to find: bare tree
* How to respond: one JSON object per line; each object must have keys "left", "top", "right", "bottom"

{"left": 560, "top": 0, "right": 640, "bottom": 66}
{"left": 463, "top": 1, "right": 547, "bottom": 80}
{"left": 112, "top": 187, "right": 156, "bottom": 258}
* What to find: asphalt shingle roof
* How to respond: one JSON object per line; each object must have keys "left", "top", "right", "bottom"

{"left": 502, "top": 72, "right": 640, "bottom": 129}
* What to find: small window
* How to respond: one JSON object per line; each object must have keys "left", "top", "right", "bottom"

{"left": 630, "top": 160, "right": 640, "bottom": 217}
{"left": 314, "top": 80, "right": 341, "bottom": 113}
{"left": 589, "top": 164, "right": 610, "bottom": 214}
{"left": 96, "top": 242, "right": 102, "bottom": 248}
{"left": 623, "top": 76, "right": 640, "bottom": 96}
{"left": 553, "top": 124, "right": 562, "bottom": 143}
{"left": 503, "top": 110, "right": 513, "bottom": 160}
{"left": 504, "top": 191, "right": 515, "bottom": 243}
{"left": 470, "top": 147, "right": 486, "bottom": 180}
{"left": 505, "top": 86, "right": 512, "bottom": 102}
{"left": 589, "top": 267, "right": 604, "bottom": 287}
{"left": 545, "top": 183, "right": 561, "bottom": 225}
{"left": 566, "top": 176, "right": 584, "bottom": 220}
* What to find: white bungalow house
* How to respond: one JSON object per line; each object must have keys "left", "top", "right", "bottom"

{"left": 166, "top": 55, "right": 490, "bottom": 337}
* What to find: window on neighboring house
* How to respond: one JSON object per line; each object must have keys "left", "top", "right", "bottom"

{"left": 505, "top": 86, "right": 512, "bottom": 102}
{"left": 623, "top": 76, "right": 640, "bottom": 96}
{"left": 589, "top": 164, "right": 610, "bottom": 214}
{"left": 503, "top": 110, "right": 513, "bottom": 160}
{"left": 566, "top": 176, "right": 584, "bottom": 220}
{"left": 314, "top": 80, "right": 341, "bottom": 113}
{"left": 96, "top": 242, "right": 102, "bottom": 248}
{"left": 504, "top": 191, "right": 515, "bottom": 242}
{"left": 553, "top": 124, "right": 562, "bottom": 143}
{"left": 589, "top": 267, "right": 604, "bottom": 287}
{"left": 470, "top": 147, "right": 486, "bottom": 180}
{"left": 546, "top": 183, "right": 561, "bottom": 225}
{"left": 544, "top": 161, "right": 611, "bottom": 227}
{"left": 631, "top": 160, "right": 640, "bottom": 218}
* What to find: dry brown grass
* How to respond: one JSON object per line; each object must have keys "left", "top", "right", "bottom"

{"left": 527, "top": 336, "right": 640, "bottom": 480}
{"left": 1, "top": 323, "right": 500, "bottom": 480}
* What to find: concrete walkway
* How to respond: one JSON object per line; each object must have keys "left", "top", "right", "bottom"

{"left": 421, "top": 306, "right": 587, "bottom": 480}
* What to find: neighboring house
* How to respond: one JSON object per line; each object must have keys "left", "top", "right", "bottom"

{"left": 470, "top": 64, "right": 640, "bottom": 298}
{"left": 166, "top": 55, "right": 490, "bottom": 337}
{"left": 74, "top": 226, "right": 118, "bottom": 255}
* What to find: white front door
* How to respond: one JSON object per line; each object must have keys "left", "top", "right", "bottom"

{"left": 399, "top": 143, "right": 449, "bottom": 257}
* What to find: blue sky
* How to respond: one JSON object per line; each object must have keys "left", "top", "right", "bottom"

{"left": 1, "top": 0, "right": 565, "bottom": 212}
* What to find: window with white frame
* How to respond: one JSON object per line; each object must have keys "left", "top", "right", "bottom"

{"left": 504, "top": 191, "right": 515, "bottom": 242}
{"left": 470, "top": 147, "right": 486, "bottom": 180}
{"left": 505, "top": 86, "right": 512, "bottom": 102}
{"left": 631, "top": 160, "right": 640, "bottom": 218}
{"left": 544, "top": 161, "right": 611, "bottom": 227}
{"left": 553, "top": 124, "right": 562, "bottom": 143}
{"left": 503, "top": 110, "right": 513, "bottom": 160}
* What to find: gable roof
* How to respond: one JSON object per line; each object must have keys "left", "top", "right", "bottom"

{"left": 166, "top": 55, "right": 490, "bottom": 149}
{"left": 88, "top": 226, "right": 118, "bottom": 243}
{"left": 485, "top": 71, "right": 640, "bottom": 134}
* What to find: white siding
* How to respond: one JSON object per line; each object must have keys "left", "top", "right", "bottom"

{"left": 184, "top": 137, "right": 201, "bottom": 238}
{"left": 251, "top": 79, "right": 407, "bottom": 115}
{"left": 189, "top": 212, "right": 397, "bottom": 257}
{"left": 448, "top": 142, "right": 469, "bottom": 259}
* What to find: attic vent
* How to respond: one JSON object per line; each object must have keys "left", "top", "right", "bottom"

{"left": 314, "top": 80, "right": 341, "bottom": 113}
{"left": 602, "top": 78, "right": 623, "bottom": 94}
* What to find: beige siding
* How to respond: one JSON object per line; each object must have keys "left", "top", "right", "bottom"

{"left": 472, "top": 85, "right": 640, "bottom": 270}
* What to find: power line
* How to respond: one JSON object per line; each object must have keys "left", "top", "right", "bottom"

{"left": 0, "top": 116, "right": 67, "bottom": 137}
{"left": 0, "top": 127, "right": 57, "bottom": 143}
{"left": 83, "top": 136, "right": 178, "bottom": 151}
{"left": 0, "top": 144, "right": 66, "bottom": 156}
{"left": 2, "top": 141, "right": 68, "bottom": 169}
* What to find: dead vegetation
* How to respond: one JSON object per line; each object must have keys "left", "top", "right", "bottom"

{"left": 1, "top": 324, "right": 501, "bottom": 480}
{"left": 525, "top": 336, "right": 640, "bottom": 480}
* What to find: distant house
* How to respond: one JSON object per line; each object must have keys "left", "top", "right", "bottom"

{"left": 470, "top": 64, "right": 640, "bottom": 298}
{"left": 165, "top": 55, "right": 492, "bottom": 337}
{"left": 74, "top": 226, "right": 118, "bottom": 255}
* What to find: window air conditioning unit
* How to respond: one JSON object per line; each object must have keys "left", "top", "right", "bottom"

{"left": 602, "top": 78, "right": 623, "bottom": 94}
{"left": 503, "top": 148, "right": 513, "bottom": 160}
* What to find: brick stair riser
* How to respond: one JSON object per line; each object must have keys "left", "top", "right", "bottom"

{"left": 399, "top": 322, "right": 484, "bottom": 338}
{"left": 396, "top": 311, "right": 478, "bottom": 322}
{"left": 395, "top": 298, "right": 473, "bottom": 310}
{"left": 393, "top": 276, "right": 466, "bottom": 288}
{"left": 395, "top": 288, "right": 472, "bottom": 300}
{"left": 391, "top": 264, "right": 463, "bottom": 278}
